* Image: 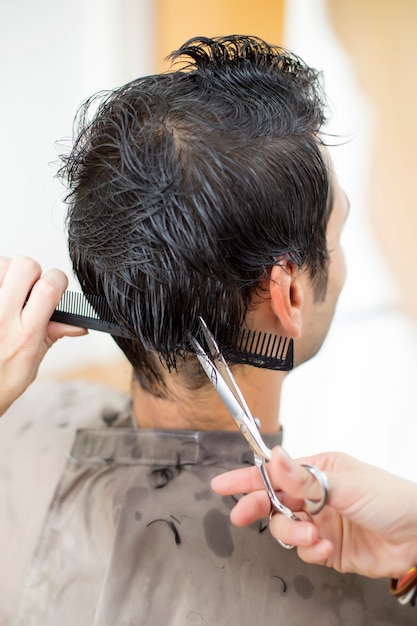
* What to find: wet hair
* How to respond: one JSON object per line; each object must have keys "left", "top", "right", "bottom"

{"left": 60, "top": 35, "right": 332, "bottom": 395}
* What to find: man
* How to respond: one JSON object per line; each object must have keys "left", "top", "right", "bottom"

{"left": 1, "top": 35, "right": 413, "bottom": 624}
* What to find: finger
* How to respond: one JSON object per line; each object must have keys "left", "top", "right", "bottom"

{"left": 295, "top": 451, "right": 383, "bottom": 517}
{"left": 269, "top": 510, "right": 319, "bottom": 547}
{"left": 230, "top": 490, "right": 271, "bottom": 526}
{"left": 297, "top": 539, "right": 334, "bottom": 566}
{"left": 0, "top": 256, "right": 11, "bottom": 286}
{"left": 22, "top": 268, "right": 68, "bottom": 329}
{"left": 229, "top": 487, "right": 308, "bottom": 527}
{"left": 0, "top": 256, "right": 42, "bottom": 313}
{"left": 270, "top": 447, "right": 328, "bottom": 503}
{"left": 269, "top": 513, "right": 335, "bottom": 564}
{"left": 47, "top": 321, "right": 88, "bottom": 341}
{"left": 211, "top": 465, "right": 265, "bottom": 496}
{"left": 211, "top": 446, "right": 325, "bottom": 502}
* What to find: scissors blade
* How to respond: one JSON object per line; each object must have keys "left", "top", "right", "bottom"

{"left": 198, "top": 316, "right": 251, "bottom": 415}
{"left": 191, "top": 332, "right": 271, "bottom": 460}
{"left": 192, "top": 322, "right": 299, "bottom": 522}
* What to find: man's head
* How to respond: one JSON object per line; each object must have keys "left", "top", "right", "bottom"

{"left": 61, "top": 35, "right": 342, "bottom": 396}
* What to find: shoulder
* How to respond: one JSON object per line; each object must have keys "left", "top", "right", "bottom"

{"left": 0, "top": 378, "right": 131, "bottom": 621}
{"left": 1, "top": 378, "right": 130, "bottom": 434}
{"left": 0, "top": 378, "right": 131, "bottom": 536}
{"left": 0, "top": 378, "right": 131, "bottom": 498}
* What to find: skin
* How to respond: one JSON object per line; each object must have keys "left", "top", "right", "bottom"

{"left": 211, "top": 446, "right": 417, "bottom": 580}
{"left": 0, "top": 256, "right": 87, "bottom": 417}
{"left": 209, "top": 177, "right": 417, "bottom": 581}
{"left": 0, "top": 169, "right": 348, "bottom": 428}
{"left": 132, "top": 169, "right": 350, "bottom": 431}
{"left": 293, "top": 174, "right": 348, "bottom": 367}
{"left": 9, "top": 168, "right": 410, "bottom": 584}
{"left": 1, "top": 147, "right": 348, "bottom": 426}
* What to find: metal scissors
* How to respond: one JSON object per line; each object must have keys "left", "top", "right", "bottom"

{"left": 191, "top": 317, "right": 328, "bottom": 524}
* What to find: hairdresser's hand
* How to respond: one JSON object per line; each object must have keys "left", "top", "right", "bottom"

{"left": 0, "top": 256, "right": 87, "bottom": 416}
{"left": 211, "top": 446, "right": 417, "bottom": 580}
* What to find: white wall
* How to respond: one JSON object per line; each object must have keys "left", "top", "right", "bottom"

{"left": 2, "top": 1, "right": 416, "bottom": 478}
{"left": 281, "top": 0, "right": 417, "bottom": 480}
{"left": 0, "top": 0, "right": 155, "bottom": 372}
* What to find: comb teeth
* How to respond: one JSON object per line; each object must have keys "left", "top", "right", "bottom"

{"left": 219, "top": 327, "right": 293, "bottom": 371}
{"left": 50, "top": 291, "right": 294, "bottom": 371}
{"left": 51, "top": 291, "right": 131, "bottom": 338}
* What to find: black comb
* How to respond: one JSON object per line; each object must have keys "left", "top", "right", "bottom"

{"left": 51, "top": 291, "right": 131, "bottom": 338}
{"left": 51, "top": 290, "right": 293, "bottom": 371}
{"left": 218, "top": 326, "right": 293, "bottom": 371}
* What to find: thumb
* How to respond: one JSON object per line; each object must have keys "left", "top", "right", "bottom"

{"left": 269, "top": 446, "right": 328, "bottom": 504}
{"left": 47, "top": 321, "right": 89, "bottom": 341}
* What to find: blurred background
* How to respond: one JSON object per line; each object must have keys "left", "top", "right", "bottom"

{"left": 1, "top": 0, "right": 417, "bottom": 479}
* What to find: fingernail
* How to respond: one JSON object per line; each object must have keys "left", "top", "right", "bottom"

{"left": 278, "top": 447, "right": 293, "bottom": 472}
{"left": 293, "top": 524, "right": 314, "bottom": 545}
{"left": 70, "top": 328, "right": 89, "bottom": 336}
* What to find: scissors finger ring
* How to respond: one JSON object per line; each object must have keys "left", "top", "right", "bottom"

{"left": 193, "top": 318, "right": 329, "bottom": 523}
{"left": 269, "top": 509, "right": 295, "bottom": 549}
{"left": 301, "top": 464, "right": 329, "bottom": 515}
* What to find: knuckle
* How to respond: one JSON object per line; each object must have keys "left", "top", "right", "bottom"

{"left": 40, "top": 278, "right": 58, "bottom": 299}
{"left": 16, "top": 255, "right": 41, "bottom": 273}
{"left": 20, "top": 324, "right": 38, "bottom": 349}
{"left": 0, "top": 255, "right": 11, "bottom": 270}
{"left": 36, "top": 276, "right": 63, "bottom": 306}
{"left": 14, "top": 256, "right": 42, "bottom": 284}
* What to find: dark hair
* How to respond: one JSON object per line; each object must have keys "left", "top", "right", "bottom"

{"left": 60, "top": 35, "right": 332, "bottom": 395}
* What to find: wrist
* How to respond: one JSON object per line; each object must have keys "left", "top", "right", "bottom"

{"left": 390, "top": 566, "right": 417, "bottom": 606}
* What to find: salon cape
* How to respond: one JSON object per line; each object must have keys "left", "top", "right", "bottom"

{"left": 0, "top": 380, "right": 415, "bottom": 625}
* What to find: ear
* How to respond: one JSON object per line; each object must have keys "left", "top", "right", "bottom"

{"left": 269, "top": 262, "right": 303, "bottom": 339}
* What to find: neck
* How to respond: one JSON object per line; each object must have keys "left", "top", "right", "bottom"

{"left": 132, "top": 366, "right": 285, "bottom": 433}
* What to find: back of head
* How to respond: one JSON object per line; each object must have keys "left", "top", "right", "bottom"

{"left": 61, "top": 35, "right": 331, "bottom": 394}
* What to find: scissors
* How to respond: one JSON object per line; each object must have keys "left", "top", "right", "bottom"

{"left": 191, "top": 317, "right": 328, "bottom": 525}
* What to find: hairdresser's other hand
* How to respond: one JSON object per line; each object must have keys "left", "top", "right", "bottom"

{"left": 0, "top": 256, "right": 87, "bottom": 416}
{"left": 211, "top": 446, "right": 417, "bottom": 580}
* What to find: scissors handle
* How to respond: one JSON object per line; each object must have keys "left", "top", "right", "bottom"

{"left": 192, "top": 322, "right": 328, "bottom": 521}
{"left": 192, "top": 334, "right": 272, "bottom": 460}
{"left": 256, "top": 456, "right": 299, "bottom": 520}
